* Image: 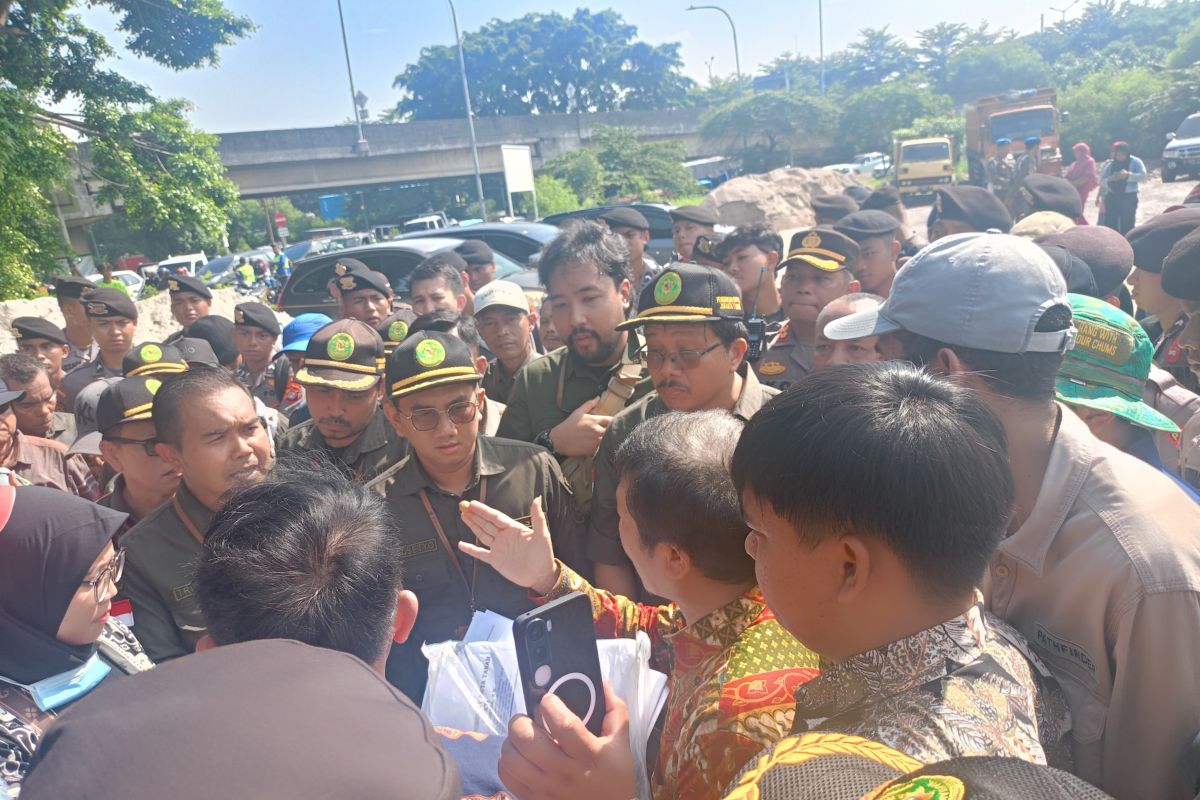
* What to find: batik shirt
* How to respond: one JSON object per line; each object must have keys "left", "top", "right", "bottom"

{"left": 541, "top": 564, "right": 820, "bottom": 800}
{"left": 789, "top": 600, "right": 1072, "bottom": 768}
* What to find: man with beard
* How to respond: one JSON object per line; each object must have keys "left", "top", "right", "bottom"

{"left": 278, "top": 319, "right": 406, "bottom": 483}
{"left": 586, "top": 263, "right": 777, "bottom": 597}
{"left": 60, "top": 289, "right": 137, "bottom": 408}
{"left": 496, "top": 221, "right": 652, "bottom": 511}
{"left": 119, "top": 367, "right": 273, "bottom": 661}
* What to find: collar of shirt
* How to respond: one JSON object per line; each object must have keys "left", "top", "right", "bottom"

{"left": 10, "top": 430, "right": 37, "bottom": 470}
{"left": 175, "top": 479, "right": 216, "bottom": 534}
{"left": 392, "top": 435, "right": 506, "bottom": 497}
{"left": 792, "top": 601, "right": 991, "bottom": 721}
{"left": 663, "top": 586, "right": 768, "bottom": 672}
{"left": 563, "top": 331, "right": 644, "bottom": 386}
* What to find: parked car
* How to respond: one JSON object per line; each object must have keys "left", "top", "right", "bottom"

{"left": 404, "top": 213, "right": 451, "bottom": 232}
{"left": 541, "top": 204, "right": 675, "bottom": 263}
{"left": 395, "top": 222, "right": 560, "bottom": 267}
{"left": 141, "top": 252, "right": 207, "bottom": 280}
{"left": 1163, "top": 112, "right": 1200, "bottom": 183}
{"left": 84, "top": 270, "right": 145, "bottom": 300}
{"left": 277, "top": 238, "right": 525, "bottom": 316}
{"left": 824, "top": 152, "right": 892, "bottom": 178}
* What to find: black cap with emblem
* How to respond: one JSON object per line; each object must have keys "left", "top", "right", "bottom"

{"left": 378, "top": 309, "right": 419, "bottom": 356}
{"left": 669, "top": 205, "right": 718, "bottom": 226}
{"left": 82, "top": 288, "right": 138, "bottom": 321}
{"left": 385, "top": 330, "right": 480, "bottom": 399}
{"left": 860, "top": 186, "right": 902, "bottom": 211}
{"left": 617, "top": 263, "right": 744, "bottom": 330}
{"left": 234, "top": 302, "right": 282, "bottom": 337}
{"left": 296, "top": 319, "right": 384, "bottom": 391}
{"left": 834, "top": 209, "right": 903, "bottom": 242}
{"left": 123, "top": 342, "right": 188, "bottom": 378}
{"left": 335, "top": 269, "right": 392, "bottom": 298}
{"left": 454, "top": 240, "right": 494, "bottom": 266}
{"left": 1163, "top": 226, "right": 1200, "bottom": 301}
{"left": 165, "top": 274, "right": 213, "bottom": 300}
{"left": 97, "top": 375, "right": 165, "bottom": 434}
{"left": 52, "top": 276, "right": 97, "bottom": 300}
{"left": 175, "top": 337, "right": 221, "bottom": 369}
{"left": 933, "top": 186, "right": 1013, "bottom": 233}
{"left": 1018, "top": 174, "right": 1083, "bottom": 220}
{"left": 779, "top": 228, "right": 860, "bottom": 273}
{"left": 11, "top": 317, "right": 67, "bottom": 345}
{"left": 811, "top": 193, "right": 859, "bottom": 222}
{"left": 692, "top": 233, "right": 727, "bottom": 267}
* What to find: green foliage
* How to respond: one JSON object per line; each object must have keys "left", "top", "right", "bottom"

{"left": 1167, "top": 20, "right": 1200, "bottom": 68}
{"left": 838, "top": 83, "right": 953, "bottom": 154}
{"left": 590, "top": 126, "right": 695, "bottom": 200}
{"left": 1132, "top": 66, "right": 1200, "bottom": 146}
{"left": 1061, "top": 67, "right": 1173, "bottom": 158}
{"left": 942, "top": 41, "right": 1053, "bottom": 104}
{"left": 700, "top": 91, "right": 838, "bottom": 173}
{"left": 529, "top": 175, "right": 580, "bottom": 216}
{"left": 544, "top": 150, "right": 604, "bottom": 206}
{"left": 391, "top": 9, "right": 693, "bottom": 121}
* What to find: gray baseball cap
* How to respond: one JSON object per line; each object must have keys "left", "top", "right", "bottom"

{"left": 825, "top": 232, "right": 1076, "bottom": 354}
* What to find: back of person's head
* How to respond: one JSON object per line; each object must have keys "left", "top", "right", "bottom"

{"left": 152, "top": 366, "right": 250, "bottom": 449}
{"left": 195, "top": 453, "right": 403, "bottom": 666}
{"left": 0, "top": 353, "right": 44, "bottom": 387}
{"left": 410, "top": 310, "right": 484, "bottom": 358}
{"left": 614, "top": 410, "right": 753, "bottom": 584}
{"left": 538, "top": 219, "right": 630, "bottom": 290}
{"left": 723, "top": 223, "right": 783, "bottom": 258}
{"left": 409, "top": 255, "right": 465, "bottom": 295}
{"left": 732, "top": 362, "right": 1013, "bottom": 601}
{"left": 187, "top": 315, "right": 238, "bottom": 368}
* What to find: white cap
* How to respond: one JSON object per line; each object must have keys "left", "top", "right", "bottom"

{"left": 472, "top": 280, "right": 528, "bottom": 315}
{"left": 825, "top": 233, "right": 1076, "bottom": 354}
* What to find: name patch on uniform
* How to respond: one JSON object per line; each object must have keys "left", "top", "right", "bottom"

{"left": 758, "top": 360, "right": 786, "bottom": 377}
{"left": 400, "top": 539, "right": 438, "bottom": 558}
{"left": 1034, "top": 623, "right": 1096, "bottom": 677}
{"left": 172, "top": 583, "right": 195, "bottom": 602}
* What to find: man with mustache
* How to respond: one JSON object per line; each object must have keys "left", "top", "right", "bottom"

{"left": 495, "top": 221, "right": 652, "bottom": 514}
{"left": 587, "top": 263, "right": 777, "bottom": 597}
{"left": 278, "top": 319, "right": 407, "bottom": 483}
{"left": 119, "top": 366, "right": 273, "bottom": 662}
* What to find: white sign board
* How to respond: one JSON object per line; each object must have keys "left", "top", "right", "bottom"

{"left": 276, "top": 226, "right": 289, "bottom": 238}
{"left": 500, "top": 145, "right": 536, "bottom": 193}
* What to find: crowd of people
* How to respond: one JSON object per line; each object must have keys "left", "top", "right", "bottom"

{"left": 1, "top": 165, "right": 1200, "bottom": 800}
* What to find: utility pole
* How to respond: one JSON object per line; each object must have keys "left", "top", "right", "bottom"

{"left": 687, "top": 6, "right": 742, "bottom": 94}
{"left": 336, "top": 0, "right": 369, "bottom": 154}
{"left": 448, "top": 0, "right": 488, "bottom": 221}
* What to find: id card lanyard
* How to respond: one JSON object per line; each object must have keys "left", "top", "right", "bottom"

{"left": 418, "top": 478, "right": 488, "bottom": 613}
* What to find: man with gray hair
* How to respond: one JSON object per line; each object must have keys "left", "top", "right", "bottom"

{"left": 0, "top": 353, "right": 75, "bottom": 443}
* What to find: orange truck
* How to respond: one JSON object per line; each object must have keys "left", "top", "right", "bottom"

{"left": 965, "top": 89, "right": 1063, "bottom": 179}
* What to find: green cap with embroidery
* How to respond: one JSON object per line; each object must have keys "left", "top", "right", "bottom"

{"left": 295, "top": 319, "right": 384, "bottom": 391}
{"left": 385, "top": 331, "right": 480, "bottom": 399}
{"left": 1055, "top": 293, "right": 1179, "bottom": 433}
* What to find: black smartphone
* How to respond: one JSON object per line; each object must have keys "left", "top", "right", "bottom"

{"left": 513, "top": 592, "right": 606, "bottom": 736}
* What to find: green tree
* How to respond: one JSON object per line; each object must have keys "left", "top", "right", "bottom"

{"left": 527, "top": 175, "right": 580, "bottom": 216}
{"left": 838, "top": 83, "right": 953, "bottom": 155}
{"left": 1061, "top": 67, "right": 1172, "bottom": 160}
{"left": 915, "top": 22, "right": 968, "bottom": 87}
{"left": 591, "top": 125, "right": 694, "bottom": 200}
{"left": 942, "top": 41, "right": 1053, "bottom": 104}
{"left": 700, "top": 91, "right": 839, "bottom": 173}
{"left": 1167, "top": 20, "right": 1200, "bottom": 68}
{"left": 1131, "top": 65, "right": 1200, "bottom": 151}
{"left": 390, "top": 9, "right": 693, "bottom": 120}
{"left": 839, "top": 27, "right": 916, "bottom": 90}
{"left": 544, "top": 149, "right": 604, "bottom": 206}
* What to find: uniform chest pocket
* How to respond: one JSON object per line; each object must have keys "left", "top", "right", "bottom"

{"left": 401, "top": 549, "right": 453, "bottom": 592}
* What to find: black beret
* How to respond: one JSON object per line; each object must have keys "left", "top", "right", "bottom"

{"left": 11, "top": 317, "right": 66, "bottom": 345}
{"left": 82, "top": 288, "right": 138, "bottom": 321}
{"left": 1038, "top": 244, "right": 1098, "bottom": 297}
{"left": 860, "top": 186, "right": 902, "bottom": 211}
{"left": 1018, "top": 174, "right": 1083, "bottom": 219}
{"left": 1126, "top": 208, "right": 1200, "bottom": 274}
{"left": 420, "top": 251, "right": 468, "bottom": 272}
{"left": 843, "top": 185, "right": 873, "bottom": 205}
{"left": 334, "top": 270, "right": 392, "bottom": 297}
{"left": 1163, "top": 227, "right": 1200, "bottom": 301}
{"left": 1037, "top": 225, "right": 1134, "bottom": 298}
{"left": 834, "top": 210, "right": 902, "bottom": 242}
{"left": 234, "top": 302, "right": 281, "bottom": 336}
{"left": 187, "top": 315, "right": 238, "bottom": 367}
{"left": 165, "top": 274, "right": 213, "bottom": 299}
{"left": 598, "top": 207, "right": 650, "bottom": 231}
{"left": 52, "top": 276, "right": 97, "bottom": 299}
{"left": 331, "top": 258, "right": 371, "bottom": 278}
{"left": 811, "top": 193, "right": 859, "bottom": 221}
{"left": 934, "top": 186, "right": 1013, "bottom": 233}
{"left": 692, "top": 233, "right": 727, "bottom": 267}
{"left": 669, "top": 205, "right": 718, "bottom": 226}
{"left": 454, "top": 240, "right": 494, "bottom": 265}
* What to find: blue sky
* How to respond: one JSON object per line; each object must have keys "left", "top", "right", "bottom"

{"left": 81, "top": 0, "right": 1073, "bottom": 133}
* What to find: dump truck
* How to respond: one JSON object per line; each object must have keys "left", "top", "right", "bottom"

{"left": 965, "top": 89, "right": 1063, "bottom": 184}
{"left": 893, "top": 137, "right": 955, "bottom": 201}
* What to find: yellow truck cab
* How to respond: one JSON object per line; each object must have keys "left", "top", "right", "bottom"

{"left": 893, "top": 137, "right": 954, "bottom": 201}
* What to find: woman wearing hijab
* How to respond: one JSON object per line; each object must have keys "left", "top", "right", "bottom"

{"left": 1066, "top": 142, "right": 1099, "bottom": 208}
{"left": 0, "top": 486, "right": 152, "bottom": 794}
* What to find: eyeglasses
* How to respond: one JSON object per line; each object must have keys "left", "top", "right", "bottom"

{"left": 81, "top": 548, "right": 125, "bottom": 603}
{"left": 397, "top": 400, "right": 478, "bottom": 432}
{"left": 105, "top": 435, "right": 159, "bottom": 457}
{"left": 638, "top": 342, "right": 722, "bottom": 370}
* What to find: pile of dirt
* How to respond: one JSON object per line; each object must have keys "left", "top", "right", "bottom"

{"left": 700, "top": 167, "right": 863, "bottom": 230}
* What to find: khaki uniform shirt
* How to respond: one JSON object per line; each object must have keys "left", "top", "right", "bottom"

{"left": 120, "top": 482, "right": 214, "bottom": 662}
{"left": 97, "top": 474, "right": 148, "bottom": 540}
{"left": 494, "top": 338, "right": 652, "bottom": 445}
{"left": 368, "top": 436, "right": 586, "bottom": 700}
{"left": 481, "top": 349, "right": 539, "bottom": 405}
{"left": 983, "top": 407, "right": 1200, "bottom": 799}
{"left": 43, "top": 411, "right": 77, "bottom": 446}
{"left": 755, "top": 323, "right": 814, "bottom": 392}
{"left": 277, "top": 406, "right": 406, "bottom": 484}
{"left": 7, "top": 431, "right": 98, "bottom": 499}
{"left": 61, "top": 339, "right": 97, "bottom": 375}
{"left": 587, "top": 366, "right": 777, "bottom": 566}
{"left": 60, "top": 356, "right": 122, "bottom": 410}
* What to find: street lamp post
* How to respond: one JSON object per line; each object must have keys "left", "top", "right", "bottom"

{"left": 448, "top": 0, "right": 488, "bottom": 222}
{"left": 335, "top": 0, "right": 368, "bottom": 153}
{"left": 686, "top": 5, "right": 742, "bottom": 94}
{"left": 818, "top": 0, "right": 825, "bottom": 95}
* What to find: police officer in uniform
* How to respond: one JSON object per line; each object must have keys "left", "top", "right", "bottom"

{"left": 232, "top": 302, "right": 287, "bottom": 409}
{"left": 859, "top": 186, "right": 928, "bottom": 259}
{"left": 60, "top": 288, "right": 137, "bottom": 409}
{"left": 52, "top": 276, "right": 98, "bottom": 374}
{"left": 370, "top": 331, "right": 585, "bottom": 700}
{"left": 336, "top": 268, "right": 393, "bottom": 329}
{"left": 669, "top": 205, "right": 718, "bottom": 262}
{"left": 277, "top": 319, "right": 406, "bottom": 483}
{"left": 12, "top": 317, "right": 72, "bottom": 408}
{"left": 163, "top": 275, "right": 213, "bottom": 344}
{"left": 810, "top": 193, "right": 859, "bottom": 225}
{"left": 1162, "top": 226, "right": 1200, "bottom": 489}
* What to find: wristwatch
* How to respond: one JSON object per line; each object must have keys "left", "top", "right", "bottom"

{"left": 534, "top": 429, "right": 556, "bottom": 454}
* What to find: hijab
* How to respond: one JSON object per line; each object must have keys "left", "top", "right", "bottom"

{"left": 1067, "top": 143, "right": 1098, "bottom": 191}
{"left": 0, "top": 487, "right": 127, "bottom": 683}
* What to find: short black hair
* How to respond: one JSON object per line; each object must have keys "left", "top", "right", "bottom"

{"left": 614, "top": 410, "right": 753, "bottom": 584}
{"left": 731, "top": 362, "right": 1013, "bottom": 601}
{"left": 538, "top": 219, "right": 630, "bottom": 291}
{"left": 710, "top": 319, "right": 750, "bottom": 347}
{"left": 410, "top": 311, "right": 484, "bottom": 358}
{"left": 722, "top": 223, "right": 783, "bottom": 260}
{"left": 0, "top": 353, "right": 44, "bottom": 387}
{"left": 896, "top": 303, "right": 1072, "bottom": 403}
{"left": 409, "top": 256, "right": 464, "bottom": 295}
{"left": 196, "top": 452, "right": 403, "bottom": 666}
{"left": 152, "top": 366, "right": 252, "bottom": 448}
